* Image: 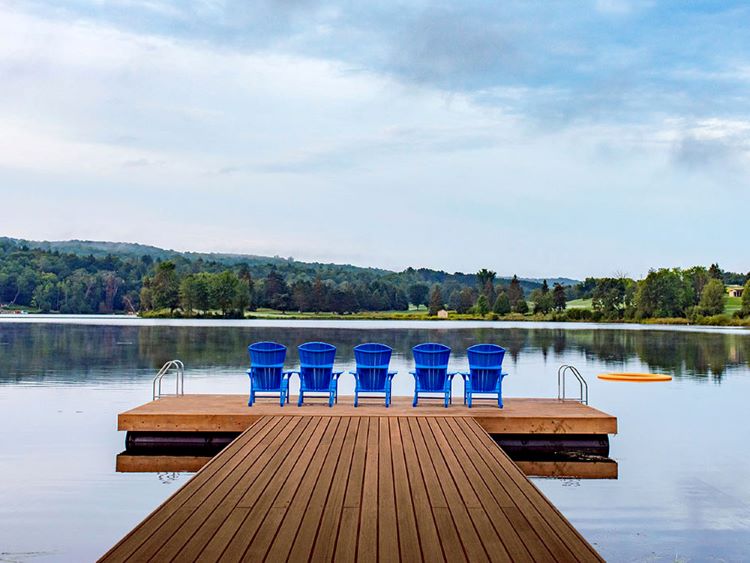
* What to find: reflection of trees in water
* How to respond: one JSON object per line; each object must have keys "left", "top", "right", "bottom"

{"left": 0, "top": 324, "right": 747, "bottom": 383}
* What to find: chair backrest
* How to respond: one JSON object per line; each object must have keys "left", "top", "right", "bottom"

{"left": 298, "top": 341, "right": 337, "bottom": 391}
{"left": 248, "top": 341, "right": 287, "bottom": 391}
{"left": 353, "top": 343, "right": 393, "bottom": 391}
{"left": 467, "top": 344, "right": 506, "bottom": 392}
{"left": 412, "top": 343, "right": 451, "bottom": 391}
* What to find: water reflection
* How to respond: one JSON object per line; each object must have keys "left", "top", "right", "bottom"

{"left": 1, "top": 324, "right": 747, "bottom": 383}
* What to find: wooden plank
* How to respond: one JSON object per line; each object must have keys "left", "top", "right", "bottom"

{"left": 262, "top": 417, "right": 347, "bottom": 561}
{"left": 335, "top": 417, "right": 369, "bottom": 561}
{"left": 406, "top": 418, "right": 466, "bottom": 562}
{"left": 378, "top": 417, "right": 399, "bottom": 563}
{"left": 416, "top": 417, "right": 490, "bottom": 563}
{"left": 397, "top": 417, "right": 445, "bottom": 563}
{"left": 438, "top": 417, "right": 545, "bottom": 562}
{"left": 285, "top": 417, "right": 351, "bottom": 561}
{"left": 100, "top": 416, "right": 280, "bottom": 562}
{"left": 164, "top": 416, "right": 313, "bottom": 561}
{"left": 137, "top": 416, "right": 306, "bottom": 561}
{"left": 449, "top": 418, "right": 581, "bottom": 562}
{"left": 118, "top": 395, "right": 617, "bottom": 435}
{"left": 457, "top": 418, "right": 603, "bottom": 562}
{"left": 205, "top": 417, "right": 333, "bottom": 562}
{"left": 427, "top": 417, "right": 534, "bottom": 563}
{"left": 388, "top": 418, "right": 421, "bottom": 562}
{"left": 310, "top": 418, "right": 360, "bottom": 563}
{"left": 358, "top": 417, "right": 379, "bottom": 563}
{"left": 103, "top": 414, "right": 605, "bottom": 563}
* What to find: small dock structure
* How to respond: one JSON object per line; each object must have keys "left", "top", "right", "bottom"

{"left": 104, "top": 396, "right": 616, "bottom": 561}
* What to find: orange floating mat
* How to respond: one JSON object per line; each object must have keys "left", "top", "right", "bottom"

{"left": 597, "top": 372, "right": 672, "bottom": 382}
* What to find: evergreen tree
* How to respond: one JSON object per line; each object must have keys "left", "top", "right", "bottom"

{"left": 541, "top": 279, "right": 549, "bottom": 294}
{"left": 708, "top": 263, "right": 722, "bottom": 280}
{"left": 742, "top": 280, "right": 750, "bottom": 315}
{"left": 507, "top": 275, "right": 524, "bottom": 308}
{"left": 428, "top": 285, "right": 443, "bottom": 316}
{"left": 552, "top": 283, "right": 567, "bottom": 311}
{"left": 493, "top": 292, "right": 511, "bottom": 315}
{"left": 475, "top": 294, "right": 490, "bottom": 315}
{"left": 514, "top": 298, "right": 529, "bottom": 314}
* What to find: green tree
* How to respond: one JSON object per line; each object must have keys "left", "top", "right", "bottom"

{"left": 31, "top": 273, "right": 59, "bottom": 312}
{"left": 476, "top": 268, "right": 496, "bottom": 289}
{"left": 552, "top": 283, "right": 566, "bottom": 311}
{"left": 530, "top": 289, "right": 552, "bottom": 314}
{"left": 407, "top": 283, "right": 429, "bottom": 308}
{"left": 210, "top": 271, "right": 241, "bottom": 317}
{"left": 180, "top": 274, "right": 210, "bottom": 315}
{"left": 742, "top": 280, "right": 750, "bottom": 315}
{"left": 634, "top": 268, "right": 691, "bottom": 318}
{"left": 428, "top": 285, "right": 444, "bottom": 316}
{"left": 514, "top": 298, "right": 529, "bottom": 314}
{"left": 475, "top": 294, "right": 490, "bottom": 315}
{"left": 698, "top": 278, "right": 725, "bottom": 315}
{"left": 493, "top": 292, "right": 511, "bottom": 314}
{"left": 151, "top": 261, "right": 179, "bottom": 312}
{"left": 592, "top": 278, "right": 627, "bottom": 319}
{"left": 708, "top": 263, "right": 722, "bottom": 280}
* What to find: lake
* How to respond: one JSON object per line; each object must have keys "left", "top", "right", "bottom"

{"left": 1, "top": 317, "right": 749, "bottom": 561}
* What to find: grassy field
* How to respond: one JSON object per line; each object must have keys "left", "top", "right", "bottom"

{"left": 724, "top": 295, "right": 742, "bottom": 314}
{"left": 566, "top": 298, "right": 593, "bottom": 309}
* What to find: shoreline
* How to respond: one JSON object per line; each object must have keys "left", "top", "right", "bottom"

{"left": 1, "top": 313, "right": 748, "bottom": 333}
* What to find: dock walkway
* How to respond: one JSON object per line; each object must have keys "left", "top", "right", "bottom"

{"left": 102, "top": 415, "right": 603, "bottom": 562}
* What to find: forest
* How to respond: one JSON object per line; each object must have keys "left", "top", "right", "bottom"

{"left": 0, "top": 237, "right": 748, "bottom": 323}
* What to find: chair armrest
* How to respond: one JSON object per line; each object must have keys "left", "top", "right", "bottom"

{"left": 332, "top": 371, "right": 344, "bottom": 379}
{"left": 387, "top": 371, "right": 397, "bottom": 379}
{"left": 283, "top": 370, "right": 296, "bottom": 379}
{"left": 447, "top": 371, "right": 459, "bottom": 379}
{"left": 458, "top": 372, "right": 469, "bottom": 380}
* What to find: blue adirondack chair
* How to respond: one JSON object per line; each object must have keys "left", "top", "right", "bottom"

{"left": 350, "top": 343, "right": 397, "bottom": 407}
{"left": 247, "top": 341, "right": 293, "bottom": 406}
{"left": 461, "top": 344, "right": 508, "bottom": 408}
{"left": 294, "top": 342, "right": 343, "bottom": 407}
{"left": 410, "top": 343, "right": 457, "bottom": 407}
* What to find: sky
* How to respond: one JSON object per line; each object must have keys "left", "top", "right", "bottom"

{"left": 0, "top": 0, "right": 748, "bottom": 279}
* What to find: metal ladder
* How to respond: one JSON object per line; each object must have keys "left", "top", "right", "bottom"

{"left": 557, "top": 364, "right": 588, "bottom": 405}
{"left": 152, "top": 360, "right": 185, "bottom": 400}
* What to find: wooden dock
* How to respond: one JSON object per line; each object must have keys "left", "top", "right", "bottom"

{"left": 103, "top": 415, "right": 604, "bottom": 562}
{"left": 118, "top": 395, "right": 617, "bottom": 435}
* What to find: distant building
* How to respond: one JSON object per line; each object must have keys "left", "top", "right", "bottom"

{"left": 437, "top": 309, "right": 449, "bottom": 319}
{"left": 727, "top": 286, "right": 744, "bottom": 298}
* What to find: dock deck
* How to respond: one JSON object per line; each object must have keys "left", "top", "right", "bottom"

{"left": 103, "top": 415, "right": 604, "bottom": 562}
{"left": 118, "top": 395, "right": 617, "bottom": 435}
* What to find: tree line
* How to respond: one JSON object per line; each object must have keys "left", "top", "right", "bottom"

{"left": 1, "top": 238, "right": 748, "bottom": 320}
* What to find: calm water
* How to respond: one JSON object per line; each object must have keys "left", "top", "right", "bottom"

{"left": 1, "top": 317, "right": 749, "bottom": 561}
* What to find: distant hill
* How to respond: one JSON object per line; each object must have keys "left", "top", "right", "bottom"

{"left": 0, "top": 237, "right": 579, "bottom": 290}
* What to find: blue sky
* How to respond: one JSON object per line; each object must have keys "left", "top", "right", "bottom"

{"left": 1, "top": 0, "right": 748, "bottom": 278}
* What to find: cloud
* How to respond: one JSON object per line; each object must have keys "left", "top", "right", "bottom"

{"left": 1, "top": 2, "right": 750, "bottom": 277}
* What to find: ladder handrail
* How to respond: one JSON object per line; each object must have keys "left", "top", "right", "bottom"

{"left": 152, "top": 360, "right": 185, "bottom": 400}
{"left": 557, "top": 364, "right": 588, "bottom": 404}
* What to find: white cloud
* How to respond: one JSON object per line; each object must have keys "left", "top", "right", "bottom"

{"left": 0, "top": 4, "right": 749, "bottom": 277}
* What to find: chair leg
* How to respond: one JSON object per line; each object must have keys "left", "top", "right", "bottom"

{"left": 248, "top": 389, "right": 254, "bottom": 407}
{"left": 413, "top": 390, "right": 418, "bottom": 407}
{"left": 298, "top": 390, "right": 304, "bottom": 407}
{"left": 467, "top": 391, "right": 472, "bottom": 408}
{"left": 354, "top": 389, "right": 359, "bottom": 407}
